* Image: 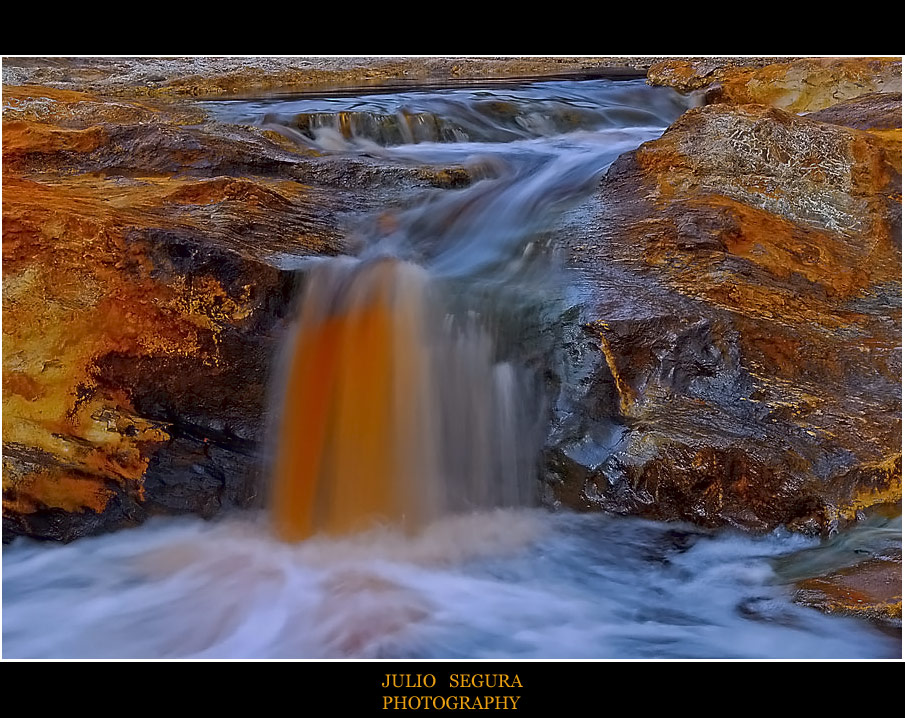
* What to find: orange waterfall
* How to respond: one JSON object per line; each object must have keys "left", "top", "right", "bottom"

{"left": 270, "top": 259, "right": 442, "bottom": 541}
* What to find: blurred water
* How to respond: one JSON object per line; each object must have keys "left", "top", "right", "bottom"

{"left": 268, "top": 258, "right": 541, "bottom": 541}
{"left": 3, "top": 510, "right": 899, "bottom": 658}
{"left": 262, "top": 79, "right": 690, "bottom": 540}
{"left": 204, "top": 78, "right": 691, "bottom": 151}
{"left": 208, "top": 80, "right": 688, "bottom": 281}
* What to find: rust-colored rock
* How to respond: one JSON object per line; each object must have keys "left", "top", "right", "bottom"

{"left": 648, "top": 57, "right": 902, "bottom": 113}
{"left": 1, "top": 83, "right": 468, "bottom": 541}
{"left": 550, "top": 101, "right": 901, "bottom": 534}
{"left": 794, "top": 553, "right": 902, "bottom": 626}
{"left": 2, "top": 57, "right": 654, "bottom": 99}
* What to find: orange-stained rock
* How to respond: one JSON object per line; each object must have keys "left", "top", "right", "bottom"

{"left": 2, "top": 83, "right": 468, "bottom": 541}
{"left": 550, "top": 101, "right": 901, "bottom": 533}
{"left": 648, "top": 57, "right": 901, "bottom": 113}
{"left": 794, "top": 553, "right": 902, "bottom": 626}
{"left": 2, "top": 170, "right": 288, "bottom": 539}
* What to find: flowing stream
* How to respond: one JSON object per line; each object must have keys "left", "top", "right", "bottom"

{"left": 3, "top": 78, "right": 900, "bottom": 659}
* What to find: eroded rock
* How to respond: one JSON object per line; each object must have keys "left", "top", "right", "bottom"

{"left": 550, "top": 101, "right": 902, "bottom": 534}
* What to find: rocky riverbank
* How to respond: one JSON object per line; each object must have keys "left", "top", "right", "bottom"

{"left": 2, "top": 57, "right": 656, "bottom": 98}
{"left": 2, "top": 58, "right": 901, "bottom": 628}
{"left": 549, "top": 88, "right": 902, "bottom": 535}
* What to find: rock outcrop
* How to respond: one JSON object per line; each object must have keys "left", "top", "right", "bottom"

{"left": 550, "top": 99, "right": 901, "bottom": 534}
{"left": 2, "top": 57, "right": 653, "bottom": 99}
{"left": 648, "top": 57, "right": 902, "bottom": 112}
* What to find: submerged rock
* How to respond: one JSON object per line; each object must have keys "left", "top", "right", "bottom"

{"left": 773, "top": 508, "right": 902, "bottom": 627}
{"left": 549, "top": 99, "right": 901, "bottom": 533}
{"left": 794, "top": 553, "right": 902, "bottom": 627}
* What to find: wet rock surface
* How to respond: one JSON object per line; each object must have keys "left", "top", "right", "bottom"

{"left": 1, "top": 81, "right": 472, "bottom": 541}
{"left": 772, "top": 508, "right": 902, "bottom": 628}
{"left": 794, "top": 553, "right": 902, "bottom": 627}
{"left": 549, "top": 98, "right": 901, "bottom": 534}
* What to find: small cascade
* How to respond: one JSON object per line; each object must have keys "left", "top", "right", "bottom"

{"left": 270, "top": 258, "right": 539, "bottom": 541}
{"left": 259, "top": 79, "right": 689, "bottom": 542}
{"left": 203, "top": 78, "right": 694, "bottom": 152}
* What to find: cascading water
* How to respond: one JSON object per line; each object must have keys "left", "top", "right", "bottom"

{"left": 3, "top": 78, "right": 900, "bottom": 659}
{"left": 261, "top": 80, "right": 673, "bottom": 539}
{"left": 269, "top": 257, "right": 538, "bottom": 540}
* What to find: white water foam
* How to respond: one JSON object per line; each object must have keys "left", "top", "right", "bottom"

{"left": 3, "top": 510, "right": 898, "bottom": 659}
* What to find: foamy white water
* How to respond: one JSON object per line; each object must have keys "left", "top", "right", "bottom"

{"left": 3, "top": 510, "right": 898, "bottom": 659}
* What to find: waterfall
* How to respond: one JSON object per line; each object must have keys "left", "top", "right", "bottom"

{"left": 259, "top": 80, "right": 681, "bottom": 541}
{"left": 269, "top": 257, "right": 538, "bottom": 540}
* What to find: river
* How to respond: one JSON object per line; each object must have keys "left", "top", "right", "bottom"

{"left": 3, "top": 78, "right": 900, "bottom": 659}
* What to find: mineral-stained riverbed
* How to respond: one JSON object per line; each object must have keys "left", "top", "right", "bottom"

{"left": 3, "top": 75, "right": 900, "bottom": 659}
